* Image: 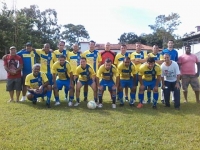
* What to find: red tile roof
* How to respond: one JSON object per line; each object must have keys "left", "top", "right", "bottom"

{"left": 95, "top": 44, "right": 153, "bottom": 50}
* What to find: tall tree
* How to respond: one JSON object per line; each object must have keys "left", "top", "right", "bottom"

{"left": 118, "top": 32, "right": 141, "bottom": 44}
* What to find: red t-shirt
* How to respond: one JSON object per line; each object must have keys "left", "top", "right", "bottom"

{"left": 100, "top": 50, "right": 116, "bottom": 64}
{"left": 3, "top": 54, "right": 23, "bottom": 79}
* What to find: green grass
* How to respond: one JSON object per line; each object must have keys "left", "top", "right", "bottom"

{"left": 0, "top": 81, "right": 200, "bottom": 150}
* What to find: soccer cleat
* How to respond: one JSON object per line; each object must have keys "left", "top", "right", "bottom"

{"left": 83, "top": 97, "right": 88, "bottom": 102}
{"left": 68, "top": 101, "right": 73, "bottom": 107}
{"left": 20, "top": 97, "right": 26, "bottom": 102}
{"left": 32, "top": 100, "right": 37, "bottom": 105}
{"left": 55, "top": 101, "right": 60, "bottom": 106}
{"left": 74, "top": 102, "right": 80, "bottom": 107}
{"left": 152, "top": 105, "right": 157, "bottom": 109}
{"left": 125, "top": 97, "right": 129, "bottom": 102}
{"left": 142, "top": 100, "right": 147, "bottom": 104}
{"left": 137, "top": 103, "right": 143, "bottom": 108}
{"left": 112, "top": 104, "right": 116, "bottom": 109}
{"left": 98, "top": 103, "right": 103, "bottom": 108}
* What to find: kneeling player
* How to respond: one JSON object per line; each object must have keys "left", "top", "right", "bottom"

{"left": 74, "top": 57, "right": 97, "bottom": 106}
{"left": 117, "top": 57, "right": 137, "bottom": 106}
{"left": 137, "top": 57, "right": 161, "bottom": 109}
{"left": 25, "top": 64, "right": 52, "bottom": 108}
{"left": 96, "top": 58, "right": 118, "bottom": 108}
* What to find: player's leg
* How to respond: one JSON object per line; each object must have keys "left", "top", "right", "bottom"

{"left": 163, "top": 81, "right": 171, "bottom": 107}
{"left": 14, "top": 78, "right": 22, "bottom": 102}
{"left": 160, "top": 88, "right": 165, "bottom": 104}
{"left": 152, "top": 81, "right": 159, "bottom": 109}
{"left": 125, "top": 86, "right": 129, "bottom": 102}
{"left": 118, "top": 80, "right": 125, "bottom": 106}
{"left": 6, "top": 79, "right": 15, "bottom": 102}
{"left": 83, "top": 84, "right": 88, "bottom": 101}
{"left": 97, "top": 85, "right": 104, "bottom": 108}
{"left": 45, "top": 85, "right": 52, "bottom": 107}
{"left": 137, "top": 80, "right": 146, "bottom": 108}
{"left": 26, "top": 90, "right": 37, "bottom": 104}
{"left": 181, "top": 75, "right": 190, "bottom": 103}
{"left": 20, "top": 75, "right": 27, "bottom": 101}
{"left": 172, "top": 82, "right": 180, "bottom": 109}
{"left": 74, "top": 81, "right": 83, "bottom": 106}
{"left": 53, "top": 79, "right": 63, "bottom": 106}
{"left": 89, "top": 80, "right": 98, "bottom": 103}
{"left": 171, "top": 91, "right": 174, "bottom": 102}
{"left": 129, "top": 77, "right": 136, "bottom": 106}
{"left": 190, "top": 76, "right": 200, "bottom": 103}
{"left": 64, "top": 79, "right": 73, "bottom": 107}
{"left": 147, "top": 86, "right": 152, "bottom": 103}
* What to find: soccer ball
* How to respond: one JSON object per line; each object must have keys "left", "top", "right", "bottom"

{"left": 87, "top": 101, "right": 96, "bottom": 109}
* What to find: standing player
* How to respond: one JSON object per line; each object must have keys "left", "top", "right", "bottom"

{"left": 117, "top": 57, "right": 137, "bottom": 106}
{"left": 137, "top": 57, "right": 161, "bottom": 109}
{"left": 100, "top": 42, "right": 115, "bottom": 64}
{"left": 67, "top": 43, "right": 82, "bottom": 100}
{"left": 74, "top": 57, "right": 97, "bottom": 106}
{"left": 52, "top": 55, "right": 74, "bottom": 106}
{"left": 25, "top": 64, "right": 52, "bottom": 108}
{"left": 114, "top": 44, "right": 130, "bottom": 101}
{"left": 160, "top": 40, "right": 178, "bottom": 103}
{"left": 82, "top": 40, "right": 102, "bottom": 101}
{"left": 17, "top": 42, "right": 37, "bottom": 102}
{"left": 96, "top": 58, "right": 118, "bottom": 108}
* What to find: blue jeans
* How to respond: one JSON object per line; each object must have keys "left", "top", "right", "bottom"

{"left": 163, "top": 81, "right": 180, "bottom": 108}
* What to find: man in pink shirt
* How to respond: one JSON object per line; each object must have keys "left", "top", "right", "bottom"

{"left": 178, "top": 45, "right": 200, "bottom": 103}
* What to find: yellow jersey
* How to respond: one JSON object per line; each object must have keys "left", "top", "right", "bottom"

{"left": 35, "top": 49, "right": 57, "bottom": 74}
{"left": 97, "top": 64, "right": 117, "bottom": 81}
{"left": 117, "top": 62, "right": 137, "bottom": 80}
{"left": 146, "top": 52, "right": 162, "bottom": 66}
{"left": 52, "top": 61, "right": 71, "bottom": 80}
{"left": 114, "top": 52, "right": 130, "bottom": 66}
{"left": 67, "top": 51, "right": 82, "bottom": 75}
{"left": 82, "top": 50, "right": 102, "bottom": 72}
{"left": 75, "top": 64, "right": 96, "bottom": 81}
{"left": 138, "top": 63, "right": 161, "bottom": 81}
{"left": 54, "top": 49, "right": 68, "bottom": 61}
{"left": 25, "top": 72, "right": 48, "bottom": 89}
{"left": 131, "top": 51, "right": 147, "bottom": 72}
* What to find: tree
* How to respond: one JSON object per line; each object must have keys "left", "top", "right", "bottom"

{"left": 118, "top": 32, "right": 142, "bottom": 44}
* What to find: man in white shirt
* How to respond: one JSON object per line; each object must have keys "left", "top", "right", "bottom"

{"left": 161, "top": 53, "right": 181, "bottom": 110}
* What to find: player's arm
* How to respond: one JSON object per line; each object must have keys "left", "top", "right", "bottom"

{"left": 131, "top": 53, "right": 140, "bottom": 65}
{"left": 155, "top": 66, "right": 161, "bottom": 87}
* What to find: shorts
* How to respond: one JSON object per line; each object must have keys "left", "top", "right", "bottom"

{"left": 143, "top": 80, "right": 157, "bottom": 90}
{"left": 181, "top": 75, "right": 200, "bottom": 91}
{"left": 100, "top": 79, "right": 115, "bottom": 90}
{"left": 79, "top": 79, "right": 93, "bottom": 86}
{"left": 46, "top": 73, "right": 53, "bottom": 85}
{"left": 120, "top": 77, "right": 134, "bottom": 88}
{"left": 6, "top": 78, "right": 22, "bottom": 91}
{"left": 56, "top": 79, "right": 70, "bottom": 90}
{"left": 27, "top": 89, "right": 46, "bottom": 98}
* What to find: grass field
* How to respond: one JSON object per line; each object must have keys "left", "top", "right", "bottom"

{"left": 0, "top": 80, "right": 200, "bottom": 150}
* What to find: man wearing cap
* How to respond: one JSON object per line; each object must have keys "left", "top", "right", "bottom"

{"left": 3, "top": 46, "right": 23, "bottom": 102}
{"left": 17, "top": 42, "right": 37, "bottom": 101}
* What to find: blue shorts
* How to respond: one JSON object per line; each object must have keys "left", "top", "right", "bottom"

{"left": 56, "top": 79, "right": 70, "bottom": 90}
{"left": 120, "top": 78, "right": 133, "bottom": 88}
{"left": 27, "top": 89, "right": 46, "bottom": 98}
{"left": 79, "top": 79, "right": 93, "bottom": 86}
{"left": 143, "top": 80, "right": 157, "bottom": 90}
{"left": 46, "top": 73, "right": 53, "bottom": 85}
{"left": 100, "top": 79, "right": 115, "bottom": 90}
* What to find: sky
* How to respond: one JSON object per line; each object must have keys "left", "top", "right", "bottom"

{"left": 2, "top": 0, "right": 200, "bottom": 44}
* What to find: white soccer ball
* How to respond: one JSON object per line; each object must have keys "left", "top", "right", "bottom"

{"left": 87, "top": 101, "right": 96, "bottom": 109}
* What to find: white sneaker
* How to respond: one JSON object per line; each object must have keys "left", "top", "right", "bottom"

{"left": 68, "top": 101, "right": 73, "bottom": 107}
{"left": 55, "top": 101, "right": 60, "bottom": 106}
{"left": 20, "top": 96, "right": 26, "bottom": 102}
{"left": 65, "top": 98, "right": 69, "bottom": 102}
{"left": 98, "top": 103, "right": 103, "bottom": 108}
{"left": 112, "top": 104, "right": 116, "bottom": 109}
{"left": 142, "top": 100, "right": 147, "bottom": 104}
{"left": 95, "top": 102, "right": 99, "bottom": 107}
{"left": 74, "top": 102, "right": 80, "bottom": 107}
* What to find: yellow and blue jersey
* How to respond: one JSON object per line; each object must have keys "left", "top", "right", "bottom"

{"left": 17, "top": 49, "right": 37, "bottom": 75}
{"left": 117, "top": 62, "right": 137, "bottom": 80}
{"left": 130, "top": 51, "right": 147, "bottom": 72}
{"left": 75, "top": 64, "right": 96, "bottom": 81}
{"left": 146, "top": 52, "right": 162, "bottom": 66}
{"left": 138, "top": 63, "right": 161, "bottom": 81}
{"left": 114, "top": 52, "right": 130, "bottom": 66}
{"left": 35, "top": 49, "right": 57, "bottom": 74}
{"left": 54, "top": 49, "right": 68, "bottom": 61}
{"left": 82, "top": 50, "right": 102, "bottom": 72}
{"left": 97, "top": 64, "right": 117, "bottom": 81}
{"left": 51, "top": 61, "right": 71, "bottom": 80}
{"left": 25, "top": 72, "right": 48, "bottom": 89}
{"left": 67, "top": 51, "right": 82, "bottom": 75}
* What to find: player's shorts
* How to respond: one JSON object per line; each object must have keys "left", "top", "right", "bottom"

{"left": 143, "top": 80, "right": 157, "bottom": 90}
{"left": 46, "top": 73, "right": 53, "bottom": 85}
{"left": 100, "top": 79, "right": 115, "bottom": 90}
{"left": 27, "top": 89, "right": 46, "bottom": 98}
{"left": 120, "top": 77, "right": 134, "bottom": 88}
{"left": 56, "top": 79, "right": 70, "bottom": 90}
{"left": 6, "top": 78, "right": 22, "bottom": 91}
{"left": 181, "top": 75, "right": 200, "bottom": 91}
{"left": 79, "top": 79, "right": 93, "bottom": 86}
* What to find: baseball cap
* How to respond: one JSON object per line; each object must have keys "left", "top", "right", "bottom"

{"left": 26, "top": 42, "right": 32, "bottom": 46}
{"left": 10, "top": 46, "right": 16, "bottom": 49}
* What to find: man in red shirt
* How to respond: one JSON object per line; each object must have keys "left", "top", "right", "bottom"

{"left": 3, "top": 46, "right": 23, "bottom": 102}
{"left": 100, "top": 42, "right": 115, "bottom": 64}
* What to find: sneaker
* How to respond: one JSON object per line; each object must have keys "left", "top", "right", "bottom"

{"left": 74, "top": 102, "right": 80, "bottom": 107}
{"left": 125, "top": 97, "right": 129, "bottom": 102}
{"left": 98, "top": 103, "right": 103, "bottom": 108}
{"left": 112, "top": 104, "right": 116, "bottom": 108}
{"left": 20, "top": 97, "right": 26, "bottom": 102}
{"left": 68, "top": 101, "right": 73, "bottom": 107}
{"left": 65, "top": 98, "right": 69, "bottom": 102}
{"left": 55, "top": 101, "right": 60, "bottom": 106}
{"left": 137, "top": 103, "right": 143, "bottom": 108}
{"left": 129, "top": 103, "right": 135, "bottom": 107}
{"left": 184, "top": 100, "right": 188, "bottom": 103}
{"left": 95, "top": 102, "right": 99, "bottom": 107}
{"left": 142, "top": 100, "right": 147, "bottom": 104}
{"left": 161, "top": 100, "right": 165, "bottom": 104}
{"left": 152, "top": 105, "right": 157, "bottom": 109}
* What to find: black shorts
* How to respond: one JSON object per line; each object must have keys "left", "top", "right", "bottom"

{"left": 6, "top": 78, "right": 22, "bottom": 91}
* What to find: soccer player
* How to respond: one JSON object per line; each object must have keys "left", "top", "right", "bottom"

{"left": 117, "top": 57, "right": 137, "bottom": 106}
{"left": 52, "top": 55, "right": 74, "bottom": 106}
{"left": 96, "top": 58, "right": 118, "bottom": 108}
{"left": 131, "top": 42, "right": 147, "bottom": 103}
{"left": 74, "top": 57, "right": 97, "bottom": 106}
{"left": 82, "top": 40, "right": 102, "bottom": 101}
{"left": 3, "top": 46, "right": 23, "bottom": 102}
{"left": 114, "top": 44, "right": 130, "bottom": 101}
{"left": 25, "top": 64, "right": 52, "bottom": 108}
{"left": 178, "top": 45, "right": 200, "bottom": 103}
{"left": 17, "top": 42, "right": 37, "bottom": 102}
{"left": 137, "top": 57, "right": 161, "bottom": 109}
{"left": 145, "top": 44, "right": 163, "bottom": 103}
{"left": 100, "top": 42, "right": 115, "bottom": 64}
{"left": 161, "top": 53, "right": 181, "bottom": 110}
{"left": 160, "top": 40, "right": 178, "bottom": 103}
